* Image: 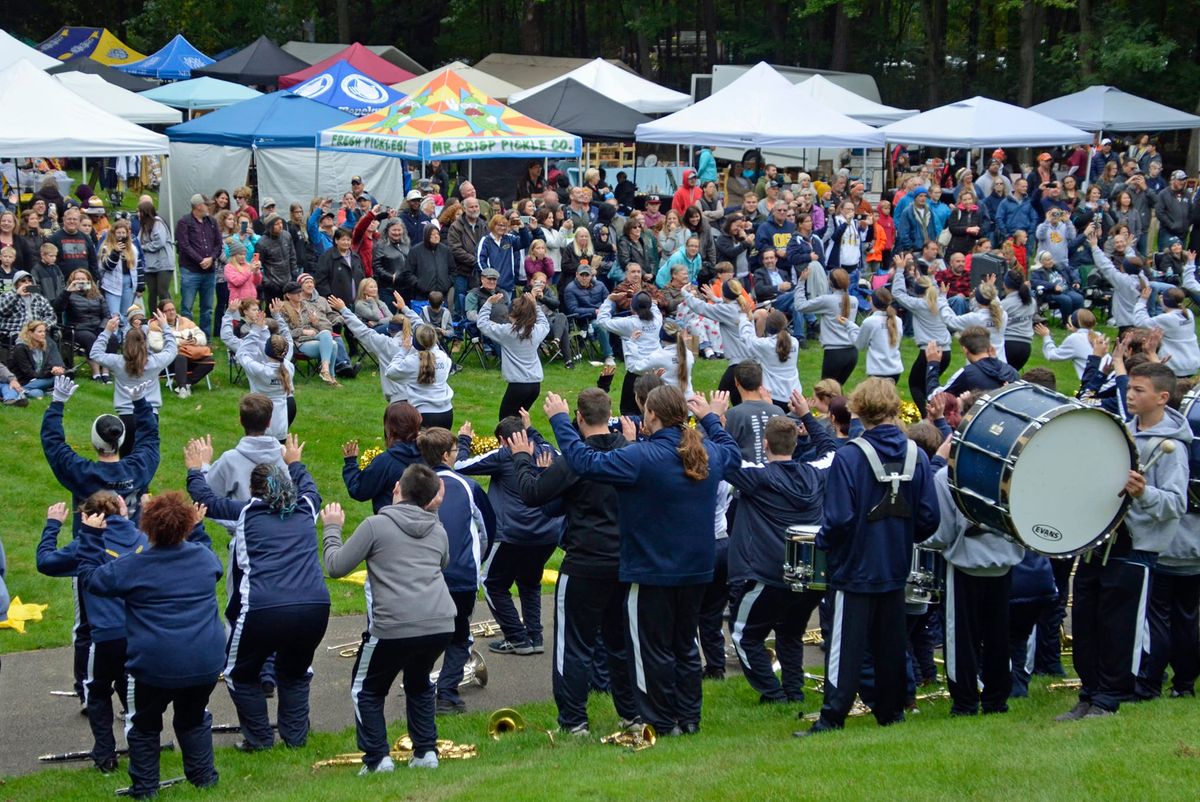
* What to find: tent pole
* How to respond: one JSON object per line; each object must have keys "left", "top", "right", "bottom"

{"left": 82, "top": 157, "right": 88, "bottom": 190}
{"left": 314, "top": 146, "right": 320, "bottom": 197}
{"left": 469, "top": 159, "right": 473, "bottom": 182}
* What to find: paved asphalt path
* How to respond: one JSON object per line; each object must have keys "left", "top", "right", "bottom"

{"left": 0, "top": 610, "right": 561, "bottom": 779}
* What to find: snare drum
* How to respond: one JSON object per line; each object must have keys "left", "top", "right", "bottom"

{"left": 1181, "top": 389, "right": 1200, "bottom": 512}
{"left": 784, "top": 525, "right": 827, "bottom": 593}
{"left": 905, "top": 546, "right": 945, "bottom": 605}
{"left": 949, "top": 383, "right": 1136, "bottom": 557}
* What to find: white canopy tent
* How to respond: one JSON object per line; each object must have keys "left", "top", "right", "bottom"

{"left": 54, "top": 72, "right": 183, "bottom": 125}
{"left": 0, "top": 29, "right": 57, "bottom": 71}
{"left": 391, "top": 60, "right": 521, "bottom": 102}
{"left": 878, "top": 96, "right": 1091, "bottom": 148}
{"left": 792, "top": 74, "right": 917, "bottom": 127}
{"left": 636, "top": 62, "right": 885, "bottom": 148}
{"left": 1029, "top": 85, "right": 1200, "bottom": 132}
{"left": 508, "top": 57, "right": 691, "bottom": 114}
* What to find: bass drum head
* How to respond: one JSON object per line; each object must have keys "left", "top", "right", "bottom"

{"left": 1007, "top": 407, "right": 1133, "bottom": 555}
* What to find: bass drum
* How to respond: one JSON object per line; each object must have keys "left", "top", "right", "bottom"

{"left": 1181, "top": 389, "right": 1200, "bottom": 512}
{"left": 949, "top": 382, "right": 1135, "bottom": 556}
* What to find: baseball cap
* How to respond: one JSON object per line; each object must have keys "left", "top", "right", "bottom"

{"left": 351, "top": 176, "right": 363, "bottom": 185}
{"left": 319, "top": 210, "right": 336, "bottom": 221}
{"left": 1172, "top": 169, "right": 1188, "bottom": 181}
{"left": 1100, "top": 138, "right": 1112, "bottom": 146}
{"left": 481, "top": 268, "right": 500, "bottom": 279}
{"left": 1037, "top": 152, "right": 1052, "bottom": 162}
{"left": 577, "top": 264, "right": 593, "bottom": 275}
{"left": 405, "top": 189, "right": 422, "bottom": 201}
{"left": 991, "top": 148, "right": 1006, "bottom": 161}
{"left": 282, "top": 281, "right": 302, "bottom": 295}
{"left": 261, "top": 197, "right": 277, "bottom": 209}
{"left": 190, "top": 193, "right": 207, "bottom": 207}
{"left": 12, "top": 270, "right": 32, "bottom": 285}
{"left": 646, "top": 194, "right": 661, "bottom": 204}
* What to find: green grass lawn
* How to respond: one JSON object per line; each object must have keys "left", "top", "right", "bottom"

{"left": 0, "top": 333, "right": 1088, "bottom": 655}
{"left": 1, "top": 673, "right": 1197, "bottom": 801}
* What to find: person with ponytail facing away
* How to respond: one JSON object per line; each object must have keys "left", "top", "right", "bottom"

{"left": 682, "top": 275, "right": 754, "bottom": 403}
{"left": 941, "top": 275, "right": 1008, "bottom": 362}
{"left": 478, "top": 291, "right": 549, "bottom": 421}
{"left": 185, "top": 434, "right": 330, "bottom": 752}
{"left": 1133, "top": 285, "right": 1200, "bottom": 378}
{"left": 596, "top": 290, "right": 664, "bottom": 416}
{"left": 855, "top": 288, "right": 903, "bottom": 383}
{"left": 1000, "top": 269, "right": 1038, "bottom": 371}
{"left": 624, "top": 322, "right": 695, "bottom": 397}
{"left": 90, "top": 310, "right": 177, "bottom": 457}
{"left": 1035, "top": 310, "right": 1100, "bottom": 379}
{"left": 545, "top": 387, "right": 741, "bottom": 736}
{"left": 385, "top": 323, "right": 455, "bottom": 429}
{"left": 343, "top": 402, "right": 424, "bottom": 514}
{"left": 328, "top": 291, "right": 421, "bottom": 404}
{"left": 891, "top": 256, "right": 952, "bottom": 415}
{"left": 234, "top": 305, "right": 295, "bottom": 440}
{"left": 792, "top": 267, "right": 860, "bottom": 384}
{"left": 737, "top": 308, "right": 800, "bottom": 410}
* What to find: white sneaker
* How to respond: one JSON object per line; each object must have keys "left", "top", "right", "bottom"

{"left": 408, "top": 751, "right": 438, "bottom": 769}
{"left": 358, "top": 755, "right": 395, "bottom": 776}
{"left": 604, "top": 357, "right": 616, "bottom": 367}
{"left": 176, "top": 385, "right": 191, "bottom": 399}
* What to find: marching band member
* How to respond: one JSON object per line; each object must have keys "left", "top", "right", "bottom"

{"left": 1059, "top": 361, "right": 1190, "bottom": 720}
{"left": 320, "top": 465, "right": 455, "bottom": 773}
{"left": 509, "top": 389, "right": 639, "bottom": 734}
{"left": 855, "top": 288, "right": 902, "bottom": 384}
{"left": 727, "top": 394, "right": 836, "bottom": 704}
{"left": 737, "top": 309, "right": 801, "bottom": 409}
{"left": 792, "top": 267, "right": 860, "bottom": 384}
{"left": 723, "top": 362, "right": 785, "bottom": 463}
{"left": 940, "top": 277, "right": 1008, "bottom": 363}
{"left": 417, "top": 428, "right": 496, "bottom": 715}
{"left": 797, "top": 379, "right": 939, "bottom": 738}
{"left": 186, "top": 435, "right": 331, "bottom": 751}
{"left": 1035, "top": 310, "right": 1102, "bottom": 379}
{"left": 924, "top": 328, "right": 1018, "bottom": 399}
{"left": 891, "top": 262, "right": 952, "bottom": 415}
{"left": 926, "top": 423, "right": 1025, "bottom": 715}
{"left": 546, "top": 387, "right": 741, "bottom": 736}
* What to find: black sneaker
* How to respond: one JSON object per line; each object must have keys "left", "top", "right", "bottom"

{"left": 1055, "top": 701, "right": 1091, "bottom": 722}
{"left": 702, "top": 667, "right": 725, "bottom": 681}
{"left": 261, "top": 681, "right": 276, "bottom": 698}
{"left": 234, "top": 739, "right": 271, "bottom": 753}
{"left": 3, "top": 395, "right": 28, "bottom": 407}
{"left": 489, "top": 638, "right": 535, "bottom": 655}
{"left": 1081, "top": 704, "right": 1114, "bottom": 718}
{"left": 529, "top": 638, "right": 545, "bottom": 654}
{"left": 1170, "top": 688, "right": 1196, "bottom": 698}
{"left": 95, "top": 755, "right": 119, "bottom": 773}
{"left": 436, "top": 698, "right": 467, "bottom": 715}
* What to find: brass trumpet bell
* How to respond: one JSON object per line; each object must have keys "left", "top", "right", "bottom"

{"left": 487, "top": 708, "right": 525, "bottom": 739}
{"left": 601, "top": 723, "right": 657, "bottom": 751}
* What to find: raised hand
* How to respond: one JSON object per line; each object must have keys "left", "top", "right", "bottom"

{"left": 282, "top": 434, "right": 305, "bottom": 464}
{"left": 186, "top": 435, "right": 214, "bottom": 468}
{"left": 328, "top": 295, "right": 346, "bottom": 312}
{"left": 127, "top": 379, "right": 156, "bottom": 401}
{"left": 51, "top": 375, "right": 78, "bottom": 403}
{"left": 600, "top": 364, "right": 616, "bottom": 378}
{"left": 1033, "top": 322, "right": 1050, "bottom": 338}
{"left": 81, "top": 511, "right": 107, "bottom": 530}
{"left": 926, "top": 393, "right": 945, "bottom": 421}
{"left": 788, "top": 388, "right": 810, "bottom": 418}
{"left": 620, "top": 416, "right": 639, "bottom": 443}
{"left": 519, "top": 406, "right": 532, "bottom": 431}
{"left": 192, "top": 502, "right": 207, "bottom": 524}
{"left": 925, "top": 341, "right": 943, "bottom": 364}
{"left": 47, "top": 502, "right": 69, "bottom": 523}
{"left": 535, "top": 450, "right": 554, "bottom": 469}
{"left": 321, "top": 502, "right": 345, "bottom": 526}
{"left": 342, "top": 439, "right": 359, "bottom": 458}
{"left": 507, "top": 429, "right": 534, "bottom": 456}
{"left": 152, "top": 309, "right": 170, "bottom": 330}
{"left": 543, "top": 392, "right": 569, "bottom": 419}
{"left": 458, "top": 421, "right": 474, "bottom": 439}
{"left": 105, "top": 315, "right": 120, "bottom": 333}
{"left": 708, "top": 390, "right": 731, "bottom": 418}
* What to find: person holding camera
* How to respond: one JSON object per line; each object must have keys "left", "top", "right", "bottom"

{"left": 98, "top": 219, "right": 142, "bottom": 325}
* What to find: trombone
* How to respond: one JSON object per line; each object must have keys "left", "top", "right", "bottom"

{"left": 313, "top": 735, "right": 477, "bottom": 769}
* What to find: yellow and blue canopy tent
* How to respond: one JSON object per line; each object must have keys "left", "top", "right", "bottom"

{"left": 38, "top": 27, "right": 146, "bottom": 67}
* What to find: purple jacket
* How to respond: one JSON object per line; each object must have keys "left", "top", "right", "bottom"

{"left": 176, "top": 213, "right": 223, "bottom": 272}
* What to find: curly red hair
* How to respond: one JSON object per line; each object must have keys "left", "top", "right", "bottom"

{"left": 140, "top": 492, "right": 196, "bottom": 547}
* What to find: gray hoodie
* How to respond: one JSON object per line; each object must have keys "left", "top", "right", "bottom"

{"left": 1159, "top": 513, "right": 1200, "bottom": 573}
{"left": 925, "top": 466, "right": 1024, "bottom": 576}
{"left": 206, "top": 435, "right": 287, "bottom": 502}
{"left": 1124, "top": 407, "right": 1192, "bottom": 555}
{"left": 323, "top": 503, "right": 456, "bottom": 639}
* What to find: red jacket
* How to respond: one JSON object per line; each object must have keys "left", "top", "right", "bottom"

{"left": 672, "top": 169, "right": 702, "bottom": 217}
{"left": 352, "top": 211, "right": 378, "bottom": 277}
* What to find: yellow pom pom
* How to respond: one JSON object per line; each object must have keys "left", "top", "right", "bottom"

{"left": 899, "top": 401, "right": 922, "bottom": 425}
{"left": 358, "top": 447, "right": 383, "bottom": 471}
{"left": 470, "top": 436, "right": 499, "bottom": 456}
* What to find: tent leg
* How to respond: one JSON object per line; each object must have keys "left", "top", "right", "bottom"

{"left": 314, "top": 147, "right": 320, "bottom": 197}
{"left": 675, "top": 145, "right": 679, "bottom": 167}
{"left": 81, "top": 157, "right": 88, "bottom": 190}
{"left": 469, "top": 160, "right": 473, "bottom": 182}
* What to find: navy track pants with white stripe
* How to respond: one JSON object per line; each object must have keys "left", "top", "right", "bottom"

{"left": 626, "top": 583, "right": 706, "bottom": 732}
{"left": 815, "top": 588, "right": 907, "bottom": 729}
{"left": 1072, "top": 556, "right": 1152, "bottom": 712}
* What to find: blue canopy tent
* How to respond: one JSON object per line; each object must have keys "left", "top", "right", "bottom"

{"left": 164, "top": 91, "right": 408, "bottom": 222}
{"left": 119, "top": 34, "right": 213, "bottom": 80}
{"left": 288, "top": 59, "right": 404, "bottom": 115}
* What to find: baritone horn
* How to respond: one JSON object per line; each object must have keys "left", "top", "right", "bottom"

{"left": 601, "top": 723, "right": 657, "bottom": 751}
{"left": 487, "top": 708, "right": 525, "bottom": 738}
{"left": 430, "top": 649, "right": 488, "bottom": 688}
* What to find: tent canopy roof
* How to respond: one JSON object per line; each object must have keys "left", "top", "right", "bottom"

{"left": 140, "top": 76, "right": 262, "bottom": 111}
{"left": 509, "top": 78, "right": 650, "bottom": 140}
{"left": 282, "top": 41, "right": 425, "bottom": 77}
{"left": 1029, "top": 85, "right": 1200, "bottom": 132}
{"left": 279, "top": 43, "right": 415, "bottom": 89}
{"left": 36, "top": 27, "right": 145, "bottom": 66}
{"left": 54, "top": 72, "right": 181, "bottom": 125}
{"left": 191, "top": 35, "right": 308, "bottom": 86}
{"left": 879, "top": 95, "right": 1092, "bottom": 147}
{"left": 636, "top": 62, "right": 884, "bottom": 148}
{"left": 507, "top": 57, "right": 690, "bottom": 114}
{"left": 791, "top": 74, "right": 916, "bottom": 126}
{"left": 0, "top": 60, "right": 167, "bottom": 156}
{"left": 319, "top": 67, "right": 581, "bottom": 160}
{"left": 473, "top": 53, "right": 634, "bottom": 90}
{"left": 0, "top": 28, "right": 58, "bottom": 71}
{"left": 119, "top": 34, "right": 213, "bottom": 80}
{"left": 168, "top": 90, "right": 355, "bottom": 149}
{"left": 392, "top": 60, "right": 520, "bottom": 101}
{"left": 46, "top": 57, "right": 159, "bottom": 92}
{"left": 288, "top": 59, "right": 404, "bottom": 115}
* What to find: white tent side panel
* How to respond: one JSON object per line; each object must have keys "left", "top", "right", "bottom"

{"left": 165, "top": 142, "right": 252, "bottom": 225}
{"left": 256, "top": 148, "right": 409, "bottom": 209}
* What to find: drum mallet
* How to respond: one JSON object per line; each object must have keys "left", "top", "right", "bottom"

{"left": 1105, "top": 441, "right": 1176, "bottom": 564}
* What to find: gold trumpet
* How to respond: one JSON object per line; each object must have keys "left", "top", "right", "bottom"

{"left": 600, "top": 723, "right": 657, "bottom": 751}
{"left": 312, "top": 735, "right": 477, "bottom": 769}
{"left": 802, "top": 628, "right": 824, "bottom": 645}
{"left": 487, "top": 708, "right": 525, "bottom": 739}
{"left": 1048, "top": 678, "right": 1083, "bottom": 691}
{"left": 471, "top": 619, "right": 503, "bottom": 638}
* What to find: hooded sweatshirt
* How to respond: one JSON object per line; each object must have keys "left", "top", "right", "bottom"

{"left": 671, "top": 169, "right": 701, "bottom": 218}
{"left": 205, "top": 435, "right": 287, "bottom": 504}
{"left": 1120, "top": 408, "right": 1191, "bottom": 557}
{"left": 891, "top": 272, "right": 952, "bottom": 348}
{"left": 927, "top": 355, "right": 1019, "bottom": 399}
{"left": 322, "top": 502, "right": 456, "bottom": 640}
{"left": 1132, "top": 299, "right": 1200, "bottom": 377}
{"left": 37, "top": 514, "right": 149, "bottom": 642}
{"left": 1092, "top": 245, "right": 1143, "bottom": 327}
{"left": 343, "top": 440, "right": 423, "bottom": 514}
{"left": 818, "top": 424, "right": 940, "bottom": 593}
{"left": 791, "top": 283, "right": 859, "bottom": 349}
{"left": 925, "top": 466, "right": 1024, "bottom": 576}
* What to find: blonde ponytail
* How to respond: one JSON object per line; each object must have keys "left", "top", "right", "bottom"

{"left": 917, "top": 275, "right": 939, "bottom": 317}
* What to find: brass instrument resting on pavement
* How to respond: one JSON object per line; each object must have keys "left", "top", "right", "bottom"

{"left": 430, "top": 649, "right": 488, "bottom": 689}
{"left": 487, "top": 708, "right": 525, "bottom": 739}
{"left": 600, "top": 723, "right": 657, "bottom": 751}
{"left": 471, "top": 619, "right": 503, "bottom": 638}
{"left": 312, "top": 735, "right": 477, "bottom": 769}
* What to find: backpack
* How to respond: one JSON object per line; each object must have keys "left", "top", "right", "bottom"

{"left": 849, "top": 438, "right": 918, "bottom": 521}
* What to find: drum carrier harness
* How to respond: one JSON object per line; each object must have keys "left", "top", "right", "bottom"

{"left": 850, "top": 438, "right": 919, "bottom": 521}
